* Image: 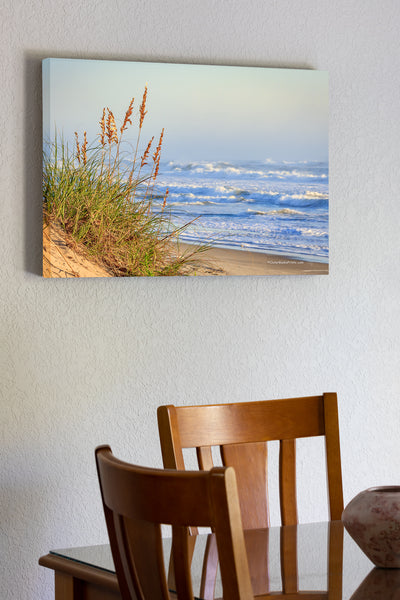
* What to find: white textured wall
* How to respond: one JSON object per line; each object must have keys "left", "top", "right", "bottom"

{"left": 1, "top": 1, "right": 399, "bottom": 599}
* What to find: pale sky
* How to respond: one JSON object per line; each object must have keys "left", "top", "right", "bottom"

{"left": 43, "top": 58, "right": 328, "bottom": 162}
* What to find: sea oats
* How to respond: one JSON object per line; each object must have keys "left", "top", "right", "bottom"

{"left": 139, "top": 85, "right": 148, "bottom": 129}
{"left": 75, "top": 132, "right": 80, "bottom": 164}
{"left": 120, "top": 97, "right": 135, "bottom": 135}
{"left": 99, "top": 108, "right": 106, "bottom": 147}
{"left": 153, "top": 128, "right": 164, "bottom": 180}
{"left": 82, "top": 131, "right": 88, "bottom": 166}
{"left": 106, "top": 109, "right": 118, "bottom": 145}
{"left": 44, "top": 88, "right": 206, "bottom": 278}
{"left": 161, "top": 188, "right": 169, "bottom": 212}
{"left": 140, "top": 136, "right": 154, "bottom": 168}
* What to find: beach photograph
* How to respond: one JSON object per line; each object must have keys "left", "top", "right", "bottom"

{"left": 42, "top": 59, "right": 329, "bottom": 277}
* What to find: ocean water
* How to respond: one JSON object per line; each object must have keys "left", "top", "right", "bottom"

{"left": 151, "top": 159, "right": 329, "bottom": 263}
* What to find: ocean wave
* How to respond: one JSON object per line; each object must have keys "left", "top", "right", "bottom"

{"left": 185, "top": 193, "right": 221, "bottom": 202}
{"left": 167, "top": 161, "right": 267, "bottom": 177}
{"left": 155, "top": 159, "right": 328, "bottom": 260}
{"left": 203, "top": 165, "right": 265, "bottom": 176}
{"left": 282, "top": 160, "right": 310, "bottom": 165}
{"left": 281, "top": 191, "right": 328, "bottom": 201}
{"left": 246, "top": 207, "right": 307, "bottom": 216}
{"left": 168, "top": 200, "right": 219, "bottom": 206}
{"left": 228, "top": 195, "right": 254, "bottom": 202}
{"left": 259, "top": 190, "right": 280, "bottom": 196}
{"left": 247, "top": 209, "right": 269, "bottom": 215}
{"left": 173, "top": 214, "right": 328, "bottom": 258}
{"left": 164, "top": 161, "right": 328, "bottom": 183}
{"left": 157, "top": 180, "right": 238, "bottom": 195}
{"left": 266, "top": 169, "right": 327, "bottom": 179}
{"left": 157, "top": 181, "right": 212, "bottom": 191}
{"left": 215, "top": 184, "right": 233, "bottom": 193}
{"left": 265, "top": 158, "right": 315, "bottom": 165}
{"left": 226, "top": 189, "right": 280, "bottom": 202}
{"left": 268, "top": 208, "right": 305, "bottom": 215}
{"left": 231, "top": 188, "right": 251, "bottom": 196}
{"left": 168, "top": 161, "right": 228, "bottom": 173}
{"left": 299, "top": 228, "right": 328, "bottom": 237}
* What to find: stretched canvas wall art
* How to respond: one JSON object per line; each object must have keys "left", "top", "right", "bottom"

{"left": 42, "top": 58, "right": 329, "bottom": 277}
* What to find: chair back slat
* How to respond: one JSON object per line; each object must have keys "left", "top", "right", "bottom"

{"left": 95, "top": 446, "right": 254, "bottom": 600}
{"left": 197, "top": 446, "right": 213, "bottom": 470}
{"left": 221, "top": 441, "right": 269, "bottom": 529}
{"left": 279, "top": 439, "right": 298, "bottom": 526}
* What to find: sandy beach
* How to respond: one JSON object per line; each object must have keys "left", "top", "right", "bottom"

{"left": 43, "top": 221, "right": 112, "bottom": 278}
{"left": 43, "top": 223, "right": 328, "bottom": 278}
{"left": 176, "top": 242, "right": 329, "bottom": 276}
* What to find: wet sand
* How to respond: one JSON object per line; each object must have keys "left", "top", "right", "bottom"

{"left": 176, "top": 243, "right": 329, "bottom": 276}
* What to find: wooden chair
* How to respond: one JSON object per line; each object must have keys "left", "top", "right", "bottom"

{"left": 95, "top": 445, "right": 254, "bottom": 600}
{"left": 157, "top": 393, "right": 343, "bottom": 529}
{"left": 158, "top": 394, "right": 343, "bottom": 599}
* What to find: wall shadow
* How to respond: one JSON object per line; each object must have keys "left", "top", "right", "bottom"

{"left": 23, "top": 53, "right": 44, "bottom": 275}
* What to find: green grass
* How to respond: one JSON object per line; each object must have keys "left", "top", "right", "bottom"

{"left": 43, "top": 92, "right": 208, "bottom": 277}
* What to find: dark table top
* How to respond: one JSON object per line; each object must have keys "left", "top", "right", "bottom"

{"left": 49, "top": 521, "right": 399, "bottom": 599}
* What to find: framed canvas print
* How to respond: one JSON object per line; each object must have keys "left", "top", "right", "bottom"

{"left": 42, "top": 58, "right": 328, "bottom": 277}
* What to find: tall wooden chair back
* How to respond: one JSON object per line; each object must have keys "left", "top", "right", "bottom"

{"left": 95, "top": 445, "right": 254, "bottom": 600}
{"left": 157, "top": 393, "right": 343, "bottom": 529}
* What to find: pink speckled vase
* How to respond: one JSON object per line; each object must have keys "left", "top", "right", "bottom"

{"left": 342, "top": 486, "right": 400, "bottom": 568}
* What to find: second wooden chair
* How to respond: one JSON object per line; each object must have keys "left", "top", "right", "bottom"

{"left": 95, "top": 445, "right": 254, "bottom": 600}
{"left": 157, "top": 393, "right": 343, "bottom": 529}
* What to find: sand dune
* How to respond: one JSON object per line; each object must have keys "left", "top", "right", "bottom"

{"left": 43, "top": 222, "right": 112, "bottom": 278}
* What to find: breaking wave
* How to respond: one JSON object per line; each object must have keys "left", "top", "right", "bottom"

{"left": 150, "top": 158, "right": 329, "bottom": 262}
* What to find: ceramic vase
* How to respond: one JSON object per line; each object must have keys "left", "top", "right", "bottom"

{"left": 342, "top": 486, "right": 400, "bottom": 568}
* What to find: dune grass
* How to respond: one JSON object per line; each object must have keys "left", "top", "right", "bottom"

{"left": 43, "top": 88, "right": 208, "bottom": 276}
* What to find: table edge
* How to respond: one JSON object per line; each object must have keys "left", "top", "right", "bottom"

{"left": 39, "top": 553, "right": 120, "bottom": 592}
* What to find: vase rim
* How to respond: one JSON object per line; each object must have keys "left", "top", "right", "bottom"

{"left": 365, "top": 485, "right": 400, "bottom": 493}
